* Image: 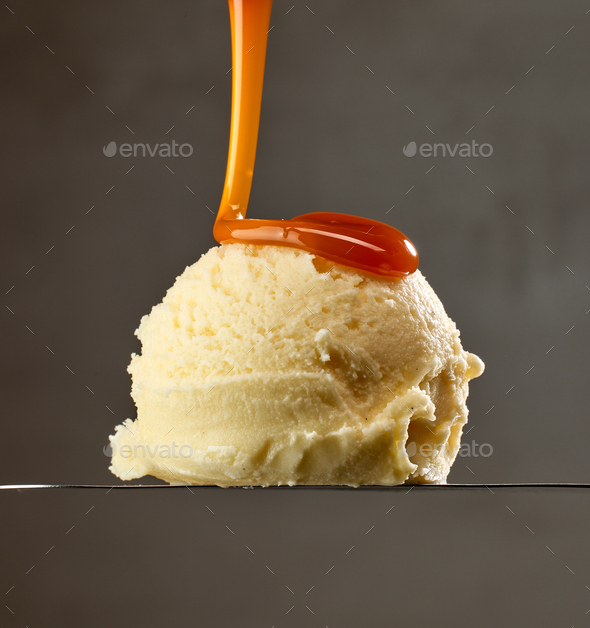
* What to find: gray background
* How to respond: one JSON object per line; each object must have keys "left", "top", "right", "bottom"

{"left": 1, "top": 0, "right": 590, "bottom": 625}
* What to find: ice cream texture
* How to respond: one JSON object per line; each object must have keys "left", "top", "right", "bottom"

{"left": 109, "top": 243, "right": 483, "bottom": 486}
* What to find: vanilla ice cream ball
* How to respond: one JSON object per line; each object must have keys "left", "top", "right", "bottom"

{"left": 109, "top": 243, "right": 483, "bottom": 486}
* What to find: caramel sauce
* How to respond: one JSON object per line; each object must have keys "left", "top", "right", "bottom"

{"left": 214, "top": 0, "right": 418, "bottom": 278}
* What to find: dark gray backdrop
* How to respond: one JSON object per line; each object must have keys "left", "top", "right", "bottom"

{"left": 2, "top": 1, "right": 590, "bottom": 626}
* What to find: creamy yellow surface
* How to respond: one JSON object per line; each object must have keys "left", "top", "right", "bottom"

{"left": 109, "top": 244, "right": 483, "bottom": 486}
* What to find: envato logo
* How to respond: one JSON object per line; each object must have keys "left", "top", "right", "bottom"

{"left": 104, "top": 441, "right": 195, "bottom": 459}
{"left": 103, "top": 140, "right": 193, "bottom": 158}
{"left": 406, "top": 439, "right": 493, "bottom": 459}
{"left": 403, "top": 140, "right": 493, "bottom": 158}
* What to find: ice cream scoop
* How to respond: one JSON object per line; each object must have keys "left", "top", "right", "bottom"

{"left": 109, "top": 0, "right": 483, "bottom": 486}
{"left": 109, "top": 244, "right": 483, "bottom": 486}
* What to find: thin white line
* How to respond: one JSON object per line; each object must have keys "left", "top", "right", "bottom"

{"left": 86, "top": 86, "right": 94, "bottom": 94}
{"left": 46, "top": 45, "right": 54, "bottom": 54}
{"left": 545, "top": 45, "right": 554, "bottom": 54}
{"left": 506, "top": 85, "right": 514, "bottom": 94}
{"left": 326, "top": 26, "right": 334, "bottom": 34}
{"left": 486, "top": 106, "right": 495, "bottom": 114}
{"left": 525, "top": 66, "right": 534, "bottom": 74}
{"left": 465, "top": 126, "right": 474, "bottom": 134}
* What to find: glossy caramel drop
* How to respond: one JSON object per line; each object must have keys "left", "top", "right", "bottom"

{"left": 214, "top": 0, "right": 418, "bottom": 278}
